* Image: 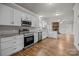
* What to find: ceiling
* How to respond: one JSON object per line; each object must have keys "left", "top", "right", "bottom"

{"left": 17, "top": 3, "right": 74, "bottom": 24}
{"left": 17, "top": 3, "right": 74, "bottom": 17}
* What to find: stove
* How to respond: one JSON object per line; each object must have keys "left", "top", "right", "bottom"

{"left": 24, "top": 33, "right": 34, "bottom": 48}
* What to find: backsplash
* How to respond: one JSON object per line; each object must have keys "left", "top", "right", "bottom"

{"left": 0, "top": 25, "right": 41, "bottom": 35}
{"left": 0, "top": 25, "right": 21, "bottom": 34}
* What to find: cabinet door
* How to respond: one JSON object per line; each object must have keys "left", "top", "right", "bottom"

{"left": 42, "top": 32, "right": 45, "bottom": 39}
{"left": 15, "top": 35, "right": 24, "bottom": 44}
{"left": 0, "top": 37, "right": 16, "bottom": 56}
{"left": 0, "top": 35, "right": 24, "bottom": 56}
{"left": 14, "top": 9, "right": 22, "bottom": 26}
{"left": 21, "top": 12, "right": 27, "bottom": 20}
{"left": 14, "top": 35, "right": 24, "bottom": 52}
{"left": 32, "top": 17, "right": 39, "bottom": 27}
{"left": 31, "top": 17, "right": 36, "bottom": 27}
{"left": 0, "top": 4, "right": 13, "bottom": 25}
{"left": 34, "top": 32, "right": 38, "bottom": 43}
{"left": 35, "top": 17, "right": 39, "bottom": 27}
{"left": 42, "top": 31, "right": 48, "bottom": 39}
{"left": 1, "top": 40, "right": 15, "bottom": 49}
{"left": 1, "top": 47, "right": 16, "bottom": 56}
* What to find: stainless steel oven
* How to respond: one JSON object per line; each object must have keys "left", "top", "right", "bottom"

{"left": 24, "top": 33, "right": 34, "bottom": 48}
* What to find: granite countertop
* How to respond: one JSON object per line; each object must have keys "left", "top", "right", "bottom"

{"left": 0, "top": 33, "right": 22, "bottom": 38}
{"left": 0, "top": 32, "right": 34, "bottom": 38}
{"left": 0, "top": 30, "right": 42, "bottom": 38}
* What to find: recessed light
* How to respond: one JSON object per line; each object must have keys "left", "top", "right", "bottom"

{"left": 55, "top": 12, "right": 63, "bottom": 16}
{"left": 56, "top": 13, "right": 61, "bottom": 16}
{"left": 39, "top": 15, "right": 43, "bottom": 18}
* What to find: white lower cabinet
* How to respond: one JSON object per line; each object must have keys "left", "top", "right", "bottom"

{"left": 1, "top": 47, "right": 16, "bottom": 56}
{"left": 42, "top": 31, "right": 47, "bottom": 39}
{"left": 14, "top": 43, "right": 24, "bottom": 53}
{"left": 0, "top": 35, "right": 24, "bottom": 56}
{"left": 34, "top": 32, "right": 38, "bottom": 43}
{"left": 1, "top": 40, "right": 15, "bottom": 49}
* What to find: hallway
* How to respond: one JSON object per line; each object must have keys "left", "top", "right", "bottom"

{"left": 13, "top": 34, "right": 79, "bottom": 56}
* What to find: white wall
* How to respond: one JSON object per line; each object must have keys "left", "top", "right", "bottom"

{"left": 59, "top": 21, "right": 73, "bottom": 34}
{"left": 73, "top": 4, "right": 79, "bottom": 50}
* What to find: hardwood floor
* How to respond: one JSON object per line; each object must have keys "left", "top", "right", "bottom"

{"left": 12, "top": 34, "right": 79, "bottom": 56}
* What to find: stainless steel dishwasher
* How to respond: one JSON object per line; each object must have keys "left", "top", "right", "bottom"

{"left": 38, "top": 32, "right": 42, "bottom": 42}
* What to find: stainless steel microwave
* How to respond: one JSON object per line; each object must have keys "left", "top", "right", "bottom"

{"left": 21, "top": 20, "right": 32, "bottom": 27}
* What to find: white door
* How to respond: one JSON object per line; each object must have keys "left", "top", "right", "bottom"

{"left": 13, "top": 35, "right": 24, "bottom": 52}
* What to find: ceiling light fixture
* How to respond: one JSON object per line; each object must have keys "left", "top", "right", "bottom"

{"left": 55, "top": 13, "right": 61, "bottom": 16}
{"left": 55, "top": 11, "right": 63, "bottom": 16}
{"left": 39, "top": 15, "right": 43, "bottom": 18}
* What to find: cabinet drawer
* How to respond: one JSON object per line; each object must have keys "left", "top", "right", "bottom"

{"left": 15, "top": 35, "right": 24, "bottom": 44}
{"left": 1, "top": 43, "right": 24, "bottom": 56}
{"left": 14, "top": 43, "right": 24, "bottom": 52}
{"left": 0, "top": 37, "right": 14, "bottom": 42}
{"left": 15, "top": 38, "right": 24, "bottom": 44}
{"left": 1, "top": 40, "right": 16, "bottom": 49}
{"left": 1, "top": 47, "right": 16, "bottom": 56}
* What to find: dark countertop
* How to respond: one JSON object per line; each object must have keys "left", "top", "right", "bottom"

{"left": 0, "top": 33, "right": 23, "bottom": 38}
{"left": 0, "top": 31, "right": 40, "bottom": 38}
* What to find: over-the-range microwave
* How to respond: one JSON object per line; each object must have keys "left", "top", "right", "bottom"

{"left": 21, "top": 20, "right": 32, "bottom": 27}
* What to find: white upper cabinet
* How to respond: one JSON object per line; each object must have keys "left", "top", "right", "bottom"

{"left": 0, "top": 4, "right": 27, "bottom": 26}
{"left": 73, "top": 4, "right": 79, "bottom": 24}
{"left": 21, "top": 12, "right": 31, "bottom": 21}
{"left": 0, "top": 4, "right": 39, "bottom": 27}
{"left": 14, "top": 9, "right": 22, "bottom": 26}
{"left": 31, "top": 16, "right": 36, "bottom": 27}
{"left": 21, "top": 12, "right": 26, "bottom": 20}
{"left": 0, "top": 4, "right": 14, "bottom": 25}
{"left": 31, "top": 16, "right": 39, "bottom": 27}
